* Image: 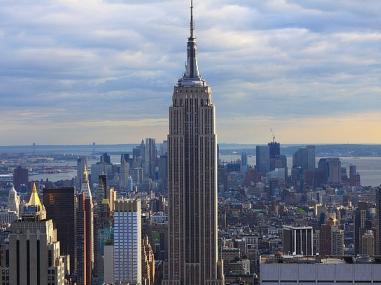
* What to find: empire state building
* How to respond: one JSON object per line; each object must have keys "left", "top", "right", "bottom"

{"left": 163, "top": 1, "right": 224, "bottom": 284}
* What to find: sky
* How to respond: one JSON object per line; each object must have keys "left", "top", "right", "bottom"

{"left": 0, "top": 0, "right": 380, "bottom": 145}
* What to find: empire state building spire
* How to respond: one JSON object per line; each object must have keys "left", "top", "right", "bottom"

{"left": 183, "top": 0, "right": 201, "bottom": 80}
{"left": 190, "top": 0, "right": 195, "bottom": 38}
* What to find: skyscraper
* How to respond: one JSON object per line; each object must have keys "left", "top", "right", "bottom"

{"left": 319, "top": 218, "right": 335, "bottom": 256}
{"left": 282, "top": 226, "right": 314, "bottom": 256}
{"left": 267, "top": 139, "right": 287, "bottom": 179}
{"left": 318, "top": 158, "right": 341, "bottom": 185}
{"left": 77, "top": 157, "right": 88, "bottom": 190}
{"left": 13, "top": 166, "right": 28, "bottom": 192}
{"left": 293, "top": 145, "right": 315, "bottom": 170}
{"left": 43, "top": 187, "right": 76, "bottom": 275}
{"left": 268, "top": 140, "right": 280, "bottom": 159}
{"left": 7, "top": 183, "right": 68, "bottom": 285}
{"left": 361, "top": 230, "right": 375, "bottom": 256}
{"left": 256, "top": 145, "right": 270, "bottom": 174}
{"left": 164, "top": 1, "right": 224, "bottom": 284}
{"left": 376, "top": 187, "right": 381, "bottom": 255}
{"left": 144, "top": 138, "right": 157, "bottom": 180}
{"left": 241, "top": 152, "right": 248, "bottom": 173}
{"left": 113, "top": 199, "right": 142, "bottom": 284}
{"left": 353, "top": 202, "right": 372, "bottom": 255}
{"left": 142, "top": 236, "right": 156, "bottom": 285}
{"left": 119, "top": 154, "right": 130, "bottom": 190}
{"left": 331, "top": 227, "right": 345, "bottom": 256}
{"left": 76, "top": 166, "right": 94, "bottom": 285}
{"left": 8, "top": 185, "right": 20, "bottom": 216}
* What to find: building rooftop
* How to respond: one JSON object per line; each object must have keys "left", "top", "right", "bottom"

{"left": 260, "top": 255, "right": 381, "bottom": 264}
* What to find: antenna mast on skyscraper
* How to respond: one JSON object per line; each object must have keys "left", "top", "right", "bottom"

{"left": 190, "top": 0, "right": 194, "bottom": 38}
{"left": 270, "top": 128, "right": 276, "bottom": 143}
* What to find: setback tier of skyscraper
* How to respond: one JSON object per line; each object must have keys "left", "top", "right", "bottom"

{"left": 163, "top": 1, "right": 224, "bottom": 284}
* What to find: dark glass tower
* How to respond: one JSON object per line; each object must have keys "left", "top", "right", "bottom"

{"left": 43, "top": 187, "right": 75, "bottom": 275}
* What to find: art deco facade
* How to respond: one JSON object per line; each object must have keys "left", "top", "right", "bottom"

{"left": 6, "top": 183, "right": 68, "bottom": 285}
{"left": 163, "top": 2, "right": 224, "bottom": 284}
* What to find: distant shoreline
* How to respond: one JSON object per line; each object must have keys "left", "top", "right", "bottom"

{"left": 0, "top": 144, "right": 381, "bottom": 157}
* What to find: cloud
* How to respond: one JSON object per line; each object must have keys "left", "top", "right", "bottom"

{"left": 0, "top": 0, "right": 380, "bottom": 144}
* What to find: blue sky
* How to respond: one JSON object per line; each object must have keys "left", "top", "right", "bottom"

{"left": 0, "top": 0, "right": 380, "bottom": 145}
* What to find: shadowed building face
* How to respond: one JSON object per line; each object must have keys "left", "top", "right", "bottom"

{"left": 43, "top": 187, "right": 75, "bottom": 275}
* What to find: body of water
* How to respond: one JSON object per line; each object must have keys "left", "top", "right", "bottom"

{"left": 1, "top": 145, "right": 380, "bottom": 187}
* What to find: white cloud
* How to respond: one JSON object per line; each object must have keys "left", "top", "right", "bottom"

{"left": 0, "top": 0, "right": 380, "bottom": 144}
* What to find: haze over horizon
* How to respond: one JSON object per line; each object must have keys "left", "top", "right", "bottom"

{"left": 1, "top": 0, "right": 380, "bottom": 145}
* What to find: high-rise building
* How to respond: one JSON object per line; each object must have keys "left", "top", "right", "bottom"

{"left": 349, "top": 165, "right": 361, "bottom": 186}
{"left": 160, "top": 140, "right": 168, "bottom": 156}
{"left": 282, "top": 226, "right": 314, "bottom": 256}
{"left": 361, "top": 230, "right": 375, "bottom": 256}
{"left": 142, "top": 236, "right": 156, "bottom": 285}
{"left": 96, "top": 175, "right": 107, "bottom": 204}
{"left": 319, "top": 219, "right": 335, "bottom": 256}
{"left": 376, "top": 187, "right": 381, "bottom": 255}
{"left": 293, "top": 146, "right": 315, "bottom": 171}
{"left": 8, "top": 186, "right": 20, "bottom": 216}
{"left": 76, "top": 166, "right": 94, "bottom": 285}
{"left": 241, "top": 152, "right": 248, "bottom": 173}
{"left": 130, "top": 167, "right": 144, "bottom": 186}
{"left": 77, "top": 157, "right": 88, "bottom": 190}
{"left": 268, "top": 140, "right": 280, "bottom": 159}
{"left": 354, "top": 202, "right": 372, "bottom": 255}
{"left": 13, "top": 166, "right": 28, "bottom": 192}
{"left": 256, "top": 146, "right": 270, "bottom": 174}
{"left": 119, "top": 154, "right": 130, "bottom": 190}
{"left": 318, "top": 158, "right": 342, "bottom": 185}
{"left": 101, "top": 153, "right": 111, "bottom": 164}
{"left": 144, "top": 138, "right": 157, "bottom": 179}
{"left": 113, "top": 199, "right": 142, "bottom": 284}
{"left": 331, "top": 227, "right": 344, "bottom": 256}
{"left": 7, "top": 183, "right": 68, "bottom": 285}
{"left": 164, "top": 2, "right": 224, "bottom": 284}
{"left": 159, "top": 154, "right": 168, "bottom": 191}
{"left": 43, "top": 187, "right": 76, "bottom": 275}
{"left": 267, "top": 139, "right": 287, "bottom": 180}
{"left": 93, "top": 176, "right": 113, "bottom": 285}
{"left": 91, "top": 154, "right": 114, "bottom": 185}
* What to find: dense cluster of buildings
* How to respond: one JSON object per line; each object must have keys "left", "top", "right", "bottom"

{"left": 0, "top": 2, "right": 380, "bottom": 285}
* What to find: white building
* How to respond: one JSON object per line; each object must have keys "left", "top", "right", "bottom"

{"left": 113, "top": 199, "right": 141, "bottom": 284}
{"left": 8, "top": 186, "right": 20, "bottom": 216}
{"left": 260, "top": 255, "right": 381, "bottom": 285}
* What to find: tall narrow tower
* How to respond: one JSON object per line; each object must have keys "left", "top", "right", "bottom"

{"left": 164, "top": 1, "right": 224, "bottom": 284}
{"left": 76, "top": 166, "right": 94, "bottom": 285}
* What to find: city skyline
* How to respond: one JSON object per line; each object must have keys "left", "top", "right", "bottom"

{"left": 1, "top": 0, "right": 381, "bottom": 144}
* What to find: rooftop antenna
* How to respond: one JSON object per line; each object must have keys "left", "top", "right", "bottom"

{"left": 190, "top": 0, "right": 194, "bottom": 38}
{"left": 270, "top": 129, "right": 276, "bottom": 143}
